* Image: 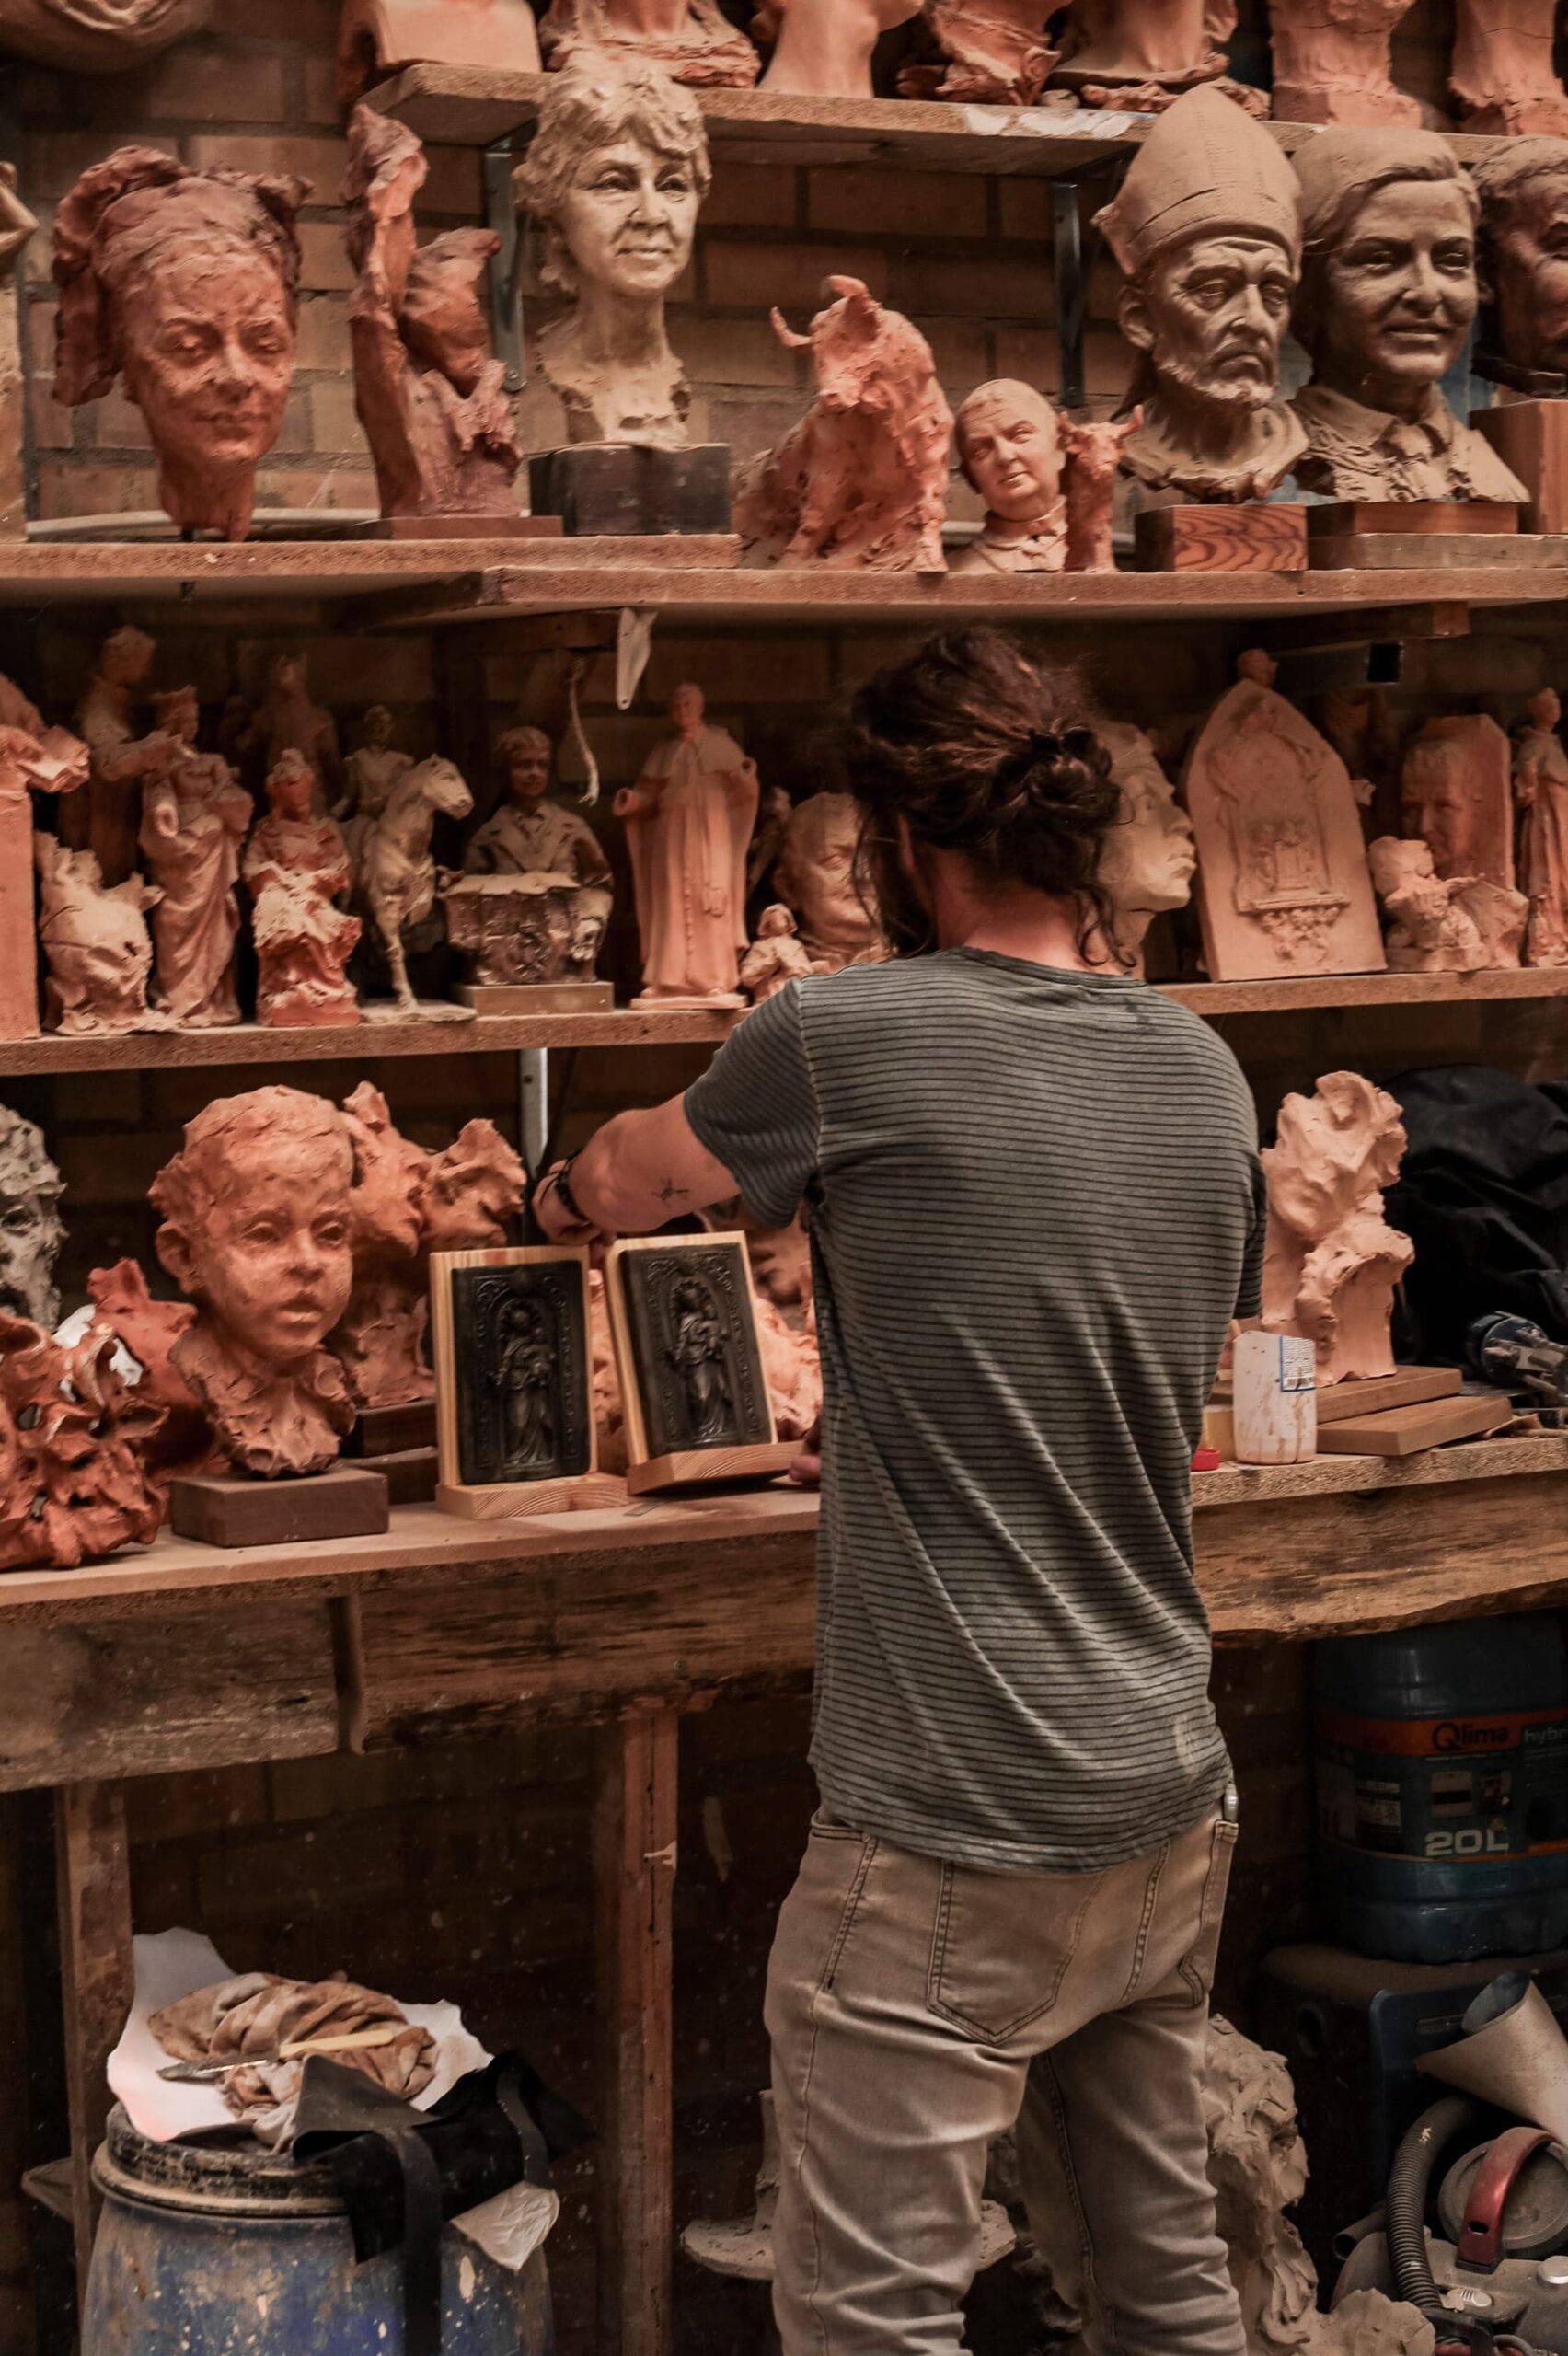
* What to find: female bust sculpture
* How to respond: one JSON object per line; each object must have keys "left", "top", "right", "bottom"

{"left": 515, "top": 54, "right": 709, "bottom": 450}
{"left": 539, "top": 0, "right": 758, "bottom": 87}
{"left": 52, "top": 147, "right": 306, "bottom": 541}
{"left": 1290, "top": 131, "right": 1528, "bottom": 504}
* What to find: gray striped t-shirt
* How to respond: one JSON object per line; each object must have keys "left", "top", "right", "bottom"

{"left": 685, "top": 950, "right": 1266, "bottom": 1872}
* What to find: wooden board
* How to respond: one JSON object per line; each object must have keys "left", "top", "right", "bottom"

{"left": 626, "top": 1443, "right": 799, "bottom": 1496}
{"left": 169, "top": 1467, "right": 390, "bottom": 1548}
{"left": 455, "top": 981, "right": 614, "bottom": 1013}
{"left": 1474, "top": 401, "right": 1568, "bottom": 537}
{"left": 350, "top": 1399, "right": 437, "bottom": 1456}
{"left": 437, "top": 1472, "right": 625, "bottom": 1519}
{"left": 1315, "top": 1392, "right": 1514, "bottom": 1456}
{"left": 1134, "top": 503, "right": 1308, "bottom": 575}
{"left": 1306, "top": 500, "right": 1521, "bottom": 537}
{"left": 372, "top": 514, "right": 563, "bottom": 541}
{"left": 55, "top": 1784, "right": 132, "bottom": 2298}
{"left": 1309, "top": 534, "right": 1567, "bottom": 572}
{"left": 1312, "top": 1367, "right": 1462, "bottom": 1425}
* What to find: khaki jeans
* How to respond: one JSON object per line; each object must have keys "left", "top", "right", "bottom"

{"left": 765, "top": 1803, "right": 1243, "bottom": 2356}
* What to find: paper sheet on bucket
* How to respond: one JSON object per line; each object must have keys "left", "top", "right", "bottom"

{"left": 109, "top": 1930, "right": 559, "bottom": 2273}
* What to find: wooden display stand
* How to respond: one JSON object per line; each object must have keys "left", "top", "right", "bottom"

{"left": 1473, "top": 401, "right": 1568, "bottom": 537}
{"left": 1316, "top": 1392, "right": 1514, "bottom": 1457}
{"left": 168, "top": 1466, "right": 390, "bottom": 1547}
{"left": 456, "top": 979, "right": 614, "bottom": 1013}
{"left": 529, "top": 445, "right": 734, "bottom": 538}
{"left": 1305, "top": 497, "right": 1537, "bottom": 572}
{"left": 1134, "top": 502, "right": 1307, "bottom": 574}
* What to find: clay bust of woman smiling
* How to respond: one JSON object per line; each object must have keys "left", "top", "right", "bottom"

{"left": 52, "top": 149, "right": 306, "bottom": 541}
{"left": 516, "top": 53, "right": 710, "bottom": 447}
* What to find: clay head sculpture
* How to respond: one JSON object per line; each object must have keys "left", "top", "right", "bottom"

{"left": 951, "top": 381, "right": 1066, "bottom": 575}
{"left": 52, "top": 148, "right": 306, "bottom": 541}
{"left": 0, "top": 1311, "right": 163, "bottom": 1573}
{"left": 540, "top": 0, "right": 759, "bottom": 87}
{"left": 1093, "top": 87, "right": 1307, "bottom": 502}
{"left": 1291, "top": 132, "right": 1529, "bottom": 503}
{"left": 754, "top": 0, "right": 920, "bottom": 95}
{"left": 771, "top": 791, "right": 882, "bottom": 966}
{"left": 1095, "top": 720, "right": 1196, "bottom": 969}
{"left": 516, "top": 54, "right": 710, "bottom": 450}
{"left": 1450, "top": 0, "right": 1568, "bottom": 137}
{"left": 1473, "top": 138, "right": 1568, "bottom": 389}
{"left": 1260, "top": 1068, "right": 1413, "bottom": 1383}
{"left": 0, "top": 0, "right": 210, "bottom": 69}
{"left": 153, "top": 1089, "right": 358, "bottom": 1476}
{"left": 0, "top": 1106, "right": 64, "bottom": 1330}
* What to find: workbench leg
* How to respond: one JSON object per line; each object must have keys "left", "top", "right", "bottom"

{"left": 0, "top": 1798, "right": 35, "bottom": 2356}
{"left": 54, "top": 1784, "right": 133, "bottom": 2312}
{"left": 594, "top": 1707, "right": 677, "bottom": 2356}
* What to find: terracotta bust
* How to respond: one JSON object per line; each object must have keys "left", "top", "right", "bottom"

{"left": 1513, "top": 689, "right": 1568, "bottom": 968}
{"left": 1367, "top": 835, "right": 1520, "bottom": 973}
{"left": 244, "top": 750, "right": 362, "bottom": 1027}
{"left": 1401, "top": 713, "right": 1516, "bottom": 891}
{"left": 1267, "top": 0, "right": 1419, "bottom": 126}
{"left": 1473, "top": 139, "right": 1568, "bottom": 392}
{"left": 1093, "top": 87, "right": 1307, "bottom": 504}
{"left": 63, "top": 625, "right": 179, "bottom": 888}
{"left": 896, "top": 0, "right": 1059, "bottom": 103}
{"left": 465, "top": 724, "right": 613, "bottom": 898}
{"left": 138, "top": 687, "right": 252, "bottom": 1027}
{"left": 1451, "top": 0, "right": 1568, "bottom": 134}
{"left": 152, "top": 1088, "right": 358, "bottom": 1478}
{"left": 951, "top": 381, "right": 1066, "bottom": 576}
{"left": 52, "top": 147, "right": 306, "bottom": 541}
{"left": 1094, "top": 720, "right": 1196, "bottom": 971}
{"left": 539, "top": 0, "right": 759, "bottom": 86}
{"left": 754, "top": 0, "right": 919, "bottom": 95}
{"left": 1259, "top": 1069, "right": 1414, "bottom": 1384}
{"left": 0, "top": 673, "right": 90, "bottom": 1041}
{"left": 771, "top": 791, "right": 883, "bottom": 968}
{"left": 1051, "top": 0, "right": 1261, "bottom": 114}
{"left": 34, "top": 834, "right": 164, "bottom": 1036}
{"left": 515, "top": 54, "right": 709, "bottom": 451}
{"left": 344, "top": 106, "right": 524, "bottom": 524}
{"left": 1290, "top": 132, "right": 1529, "bottom": 505}
{"left": 0, "top": 1107, "right": 64, "bottom": 1330}
{"left": 617, "top": 683, "right": 757, "bottom": 1006}
{"left": 0, "top": 0, "right": 210, "bottom": 70}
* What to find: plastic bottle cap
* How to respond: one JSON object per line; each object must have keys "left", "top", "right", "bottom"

{"left": 1539, "top": 2255, "right": 1568, "bottom": 2287}
{"left": 1191, "top": 1447, "right": 1222, "bottom": 1472}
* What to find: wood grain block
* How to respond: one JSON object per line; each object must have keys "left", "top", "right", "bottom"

{"left": 348, "top": 1399, "right": 437, "bottom": 1456}
{"left": 1309, "top": 533, "right": 1566, "bottom": 571}
{"left": 1134, "top": 502, "right": 1308, "bottom": 574}
{"left": 370, "top": 514, "right": 563, "bottom": 540}
{"left": 169, "top": 1468, "right": 390, "bottom": 1548}
{"left": 1473, "top": 401, "right": 1568, "bottom": 536}
{"left": 1314, "top": 1367, "right": 1461, "bottom": 1425}
{"left": 529, "top": 445, "right": 733, "bottom": 538}
{"left": 437, "top": 1472, "right": 626, "bottom": 1519}
{"left": 1305, "top": 500, "right": 1521, "bottom": 537}
{"left": 455, "top": 979, "right": 614, "bottom": 1013}
{"left": 1315, "top": 1392, "right": 1512, "bottom": 1457}
{"left": 626, "top": 1441, "right": 800, "bottom": 1496}
{"left": 364, "top": 1447, "right": 438, "bottom": 1507}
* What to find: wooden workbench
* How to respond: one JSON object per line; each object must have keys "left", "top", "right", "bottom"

{"left": 6, "top": 1432, "right": 1567, "bottom": 2354}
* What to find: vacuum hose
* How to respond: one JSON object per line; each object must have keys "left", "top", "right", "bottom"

{"left": 1385, "top": 2096, "right": 1492, "bottom": 2350}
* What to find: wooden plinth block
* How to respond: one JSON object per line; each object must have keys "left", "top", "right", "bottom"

{"left": 370, "top": 514, "right": 564, "bottom": 541}
{"left": 437, "top": 1471, "right": 626, "bottom": 1520}
{"left": 348, "top": 1398, "right": 437, "bottom": 1457}
{"left": 365, "top": 1447, "right": 438, "bottom": 1507}
{"left": 1473, "top": 401, "right": 1568, "bottom": 537}
{"left": 455, "top": 979, "right": 615, "bottom": 1013}
{"left": 169, "top": 1467, "right": 390, "bottom": 1548}
{"left": 1313, "top": 1366, "right": 1461, "bottom": 1425}
{"left": 1316, "top": 1392, "right": 1513, "bottom": 1458}
{"left": 1134, "top": 502, "right": 1307, "bottom": 574}
{"left": 1309, "top": 533, "right": 1565, "bottom": 571}
{"left": 1305, "top": 499, "right": 1520, "bottom": 538}
{"left": 530, "top": 444, "right": 732, "bottom": 538}
{"left": 626, "top": 1440, "right": 800, "bottom": 1496}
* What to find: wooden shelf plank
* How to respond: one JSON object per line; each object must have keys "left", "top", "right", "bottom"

{"left": 364, "top": 65, "right": 1523, "bottom": 179}
{"left": 0, "top": 968, "right": 1562, "bottom": 1078}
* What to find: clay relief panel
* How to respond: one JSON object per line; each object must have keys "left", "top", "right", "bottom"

{"left": 449, "top": 1259, "right": 594, "bottom": 1486}
{"left": 612, "top": 1239, "right": 772, "bottom": 1459}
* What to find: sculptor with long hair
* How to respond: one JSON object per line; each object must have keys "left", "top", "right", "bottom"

{"left": 536, "top": 626, "right": 1265, "bottom": 2353}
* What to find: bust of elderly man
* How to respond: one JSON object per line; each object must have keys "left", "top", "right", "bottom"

{"left": 1472, "top": 137, "right": 1568, "bottom": 392}
{"left": 951, "top": 381, "right": 1066, "bottom": 573}
{"left": 1093, "top": 85, "right": 1307, "bottom": 502}
{"left": 1291, "top": 129, "right": 1528, "bottom": 502}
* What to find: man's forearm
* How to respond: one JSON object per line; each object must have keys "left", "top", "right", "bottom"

{"left": 563, "top": 1095, "right": 737, "bottom": 1235}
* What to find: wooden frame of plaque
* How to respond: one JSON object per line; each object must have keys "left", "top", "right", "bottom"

{"left": 604, "top": 1234, "right": 798, "bottom": 1496}
{"left": 429, "top": 1244, "right": 622, "bottom": 1519}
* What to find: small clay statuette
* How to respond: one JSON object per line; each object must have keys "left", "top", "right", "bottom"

{"left": 0, "top": 0, "right": 211, "bottom": 72}
{"left": 464, "top": 723, "right": 614, "bottom": 895}
{"left": 1267, "top": 0, "right": 1418, "bottom": 127}
{"left": 244, "top": 751, "right": 362, "bottom": 1028}
{"left": 1257, "top": 1070, "right": 1413, "bottom": 1384}
{"left": 1513, "top": 690, "right": 1568, "bottom": 968}
{"left": 740, "top": 905, "right": 830, "bottom": 1003}
{"left": 446, "top": 723, "right": 614, "bottom": 995}
{"left": 617, "top": 684, "right": 758, "bottom": 1006}
{"left": 735, "top": 276, "right": 952, "bottom": 572}
{"left": 0, "top": 165, "right": 36, "bottom": 540}
{"left": 1473, "top": 139, "right": 1568, "bottom": 392}
{"left": 232, "top": 653, "right": 340, "bottom": 811}
{"left": 1367, "top": 836, "right": 1517, "bottom": 973}
{"left": 1061, "top": 411, "right": 1141, "bottom": 573}
{"left": 1095, "top": 720, "right": 1197, "bottom": 972}
{"left": 896, "top": 0, "right": 1058, "bottom": 103}
{"left": 0, "top": 1311, "right": 162, "bottom": 1573}
{"left": 951, "top": 381, "right": 1066, "bottom": 576}
{"left": 539, "top": 0, "right": 759, "bottom": 86}
{"left": 0, "top": 674, "right": 90, "bottom": 1041}
{"left": 0, "top": 1107, "right": 64, "bottom": 1329}
{"left": 344, "top": 107, "right": 525, "bottom": 527}
{"left": 336, "top": 0, "right": 541, "bottom": 104}
{"left": 138, "top": 687, "right": 252, "bottom": 1028}
{"left": 754, "top": 0, "right": 920, "bottom": 95}
{"left": 1094, "top": 88, "right": 1307, "bottom": 504}
{"left": 770, "top": 792, "right": 884, "bottom": 970}
{"left": 34, "top": 836, "right": 164, "bottom": 1037}
{"left": 52, "top": 148, "right": 306, "bottom": 542}
{"left": 64, "top": 625, "right": 180, "bottom": 887}
{"left": 357, "top": 755, "right": 475, "bottom": 1022}
{"left": 1051, "top": 0, "right": 1265, "bottom": 115}
{"left": 516, "top": 56, "right": 709, "bottom": 451}
{"left": 1290, "top": 132, "right": 1529, "bottom": 504}
{"left": 333, "top": 705, "right": 415, "bottom": 883}
{"left": 152, "top": 1088, "right": 359, "bottom": 1478}
{"left": 1451, "top": 0, "right": 1568, "bottom": 135}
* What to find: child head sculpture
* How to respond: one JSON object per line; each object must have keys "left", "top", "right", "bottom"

{"left": 517, "top": 54, "right": 709, "bottom": 306}
{"left": 0, "top": 1107, "right": 65, "bottom": 1331}
{"left": 53, "top": 147, "right": 306, "bottom": 541}
{"left": 1473, "top": 137, "right": 1568, "bottom": 386}
{"left": 497, "top": 723, "right": 555, "bottom": 804}
{"left": 152, "top": 1088, "right": 355, "bottom": 1371}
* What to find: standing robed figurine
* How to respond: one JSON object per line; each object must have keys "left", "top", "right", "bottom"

{"left": 617, "top": 684, "right": 757, "bottom": 1007}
